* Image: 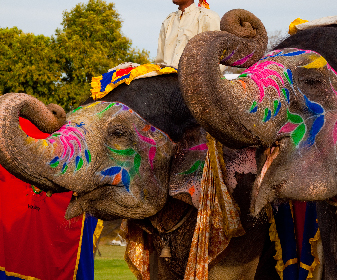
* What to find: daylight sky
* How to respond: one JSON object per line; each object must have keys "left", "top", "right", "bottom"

{"left": 0, "top": 0, "right": 335, "bottom": 60}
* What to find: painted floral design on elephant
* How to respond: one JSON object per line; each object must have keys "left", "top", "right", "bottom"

{"left": 239, "top": 49, "right": 329, "bottom": 148}
{"left": 48, "top": 122, "right": 91, "bottom": 174}
{"left": 98, "top": 102, "right": 171, "bottom": 193}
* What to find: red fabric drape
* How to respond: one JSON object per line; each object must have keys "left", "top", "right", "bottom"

{"left": 0, "top": 118, "right": 84, "bottom": 279}
{"left": 0, "top": 166, "right": 84, "bottom": 279}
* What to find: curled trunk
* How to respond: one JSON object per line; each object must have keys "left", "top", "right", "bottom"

{"left": 179, "top": 9, "right": 269, "bottom": 148}
{"left": 0, "top": 93, "right": 66, "bottom": 192}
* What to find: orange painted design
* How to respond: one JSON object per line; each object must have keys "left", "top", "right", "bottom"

{"left": 238, "top": 80, "right": 247, "bottom": 90}
{"left": 129, "top": 109, "right": 133, "bottom": 113}
{"left": 198, "top": 0, "right": 210, "bottom": 9}
{"left": 142, "top": 125, "right": 151, "bottom": 132}
{"left": 188, "top": 186, "right": 196, "bottom": 196}
{"left": 112, "top": 173, "right": 122, "bottom": 185}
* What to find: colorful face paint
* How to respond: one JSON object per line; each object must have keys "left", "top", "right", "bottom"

{"left": 94, "top": 102, "right": 172, "bottom": 194}
{"left": 239, "top": 48, "right": 333, "bottom": 148}
{"left": 48, "top": 122, "right": 91, "bottom": 174}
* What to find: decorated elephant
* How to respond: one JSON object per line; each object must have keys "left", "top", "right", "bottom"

{"left": 0, "top": 80, "right": 272, "bottom": 280}
{"left": 0, "top": 9, "right": 282, "bottom": 279}
{"left": 179, "top": 12, "right": 337, "bottom": 280}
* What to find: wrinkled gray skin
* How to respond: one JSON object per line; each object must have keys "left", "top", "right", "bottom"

{"left": 179, "top": 19, "right": 337, "bottom": 216}
{"left": 179, "top": 9, "right": 337, "bottom": 280}
{"left": 0, "top": 92, "right": 272, "bottom": 280}
{"left": 0, "top": 9, "right": 278, "bottom": 280}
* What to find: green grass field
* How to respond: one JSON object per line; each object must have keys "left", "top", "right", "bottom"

{"left": 94, "top": 244, "right": 136, "bottom": 280}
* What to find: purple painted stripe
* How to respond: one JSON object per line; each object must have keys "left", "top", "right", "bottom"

{"left": 231, "top": 52, "right": 255, "bottom": 67}
{"left": 220, "top": 50, "right": 236, "bottom": 64}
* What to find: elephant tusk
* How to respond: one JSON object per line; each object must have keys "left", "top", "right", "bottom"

{"left": 250, "top": 143, "right": 280, "bottom": 214}
{"left": 46, "top": 190, "right": 53, "bottom": 197}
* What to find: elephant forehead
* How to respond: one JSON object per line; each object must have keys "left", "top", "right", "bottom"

{"left": 65, "top": 101, "right": 172, "bottom": 144}
{"left": 261, "top": 48, "right": 332, "bottom": 69}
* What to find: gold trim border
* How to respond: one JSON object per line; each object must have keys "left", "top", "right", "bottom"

{"left": 73, "top": 213, "right": 86, "bottom": 280}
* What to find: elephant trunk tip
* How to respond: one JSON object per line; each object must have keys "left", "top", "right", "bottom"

{"left": 20, "top": 100, "right": 66, "bottom": 134}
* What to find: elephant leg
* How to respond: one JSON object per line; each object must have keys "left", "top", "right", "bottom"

{"left": 317, "top": 201, "right": 337, "bottom": 279}
{"left": 208, "top": 222, "right": 269, "bottom": 280}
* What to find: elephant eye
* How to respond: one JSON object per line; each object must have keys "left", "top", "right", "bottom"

{"left": 303, "top": 78, "right": 322, "bottom": 85}
{"left": 107, "top": 124, "right": 130, "bottom": 138}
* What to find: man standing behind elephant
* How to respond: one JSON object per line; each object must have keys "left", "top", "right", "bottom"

{"left": 155, "top": 0, "right": 220, "bottom": 69}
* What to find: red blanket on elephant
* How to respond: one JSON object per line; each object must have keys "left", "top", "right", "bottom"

{"left": 0, "top": 165, "right": 84, "bottom": 279}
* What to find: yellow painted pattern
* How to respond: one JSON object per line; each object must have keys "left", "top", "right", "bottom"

{"left": 303, "top": 56, "right": 327, "bottom": 69}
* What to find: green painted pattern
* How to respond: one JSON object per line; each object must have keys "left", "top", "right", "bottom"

{"left": 50, "top": 161, "right": 60, "bottom": 168}
{"left": 108, "top": 147, "right": 136, "bottom": 156}
{"left": 61, "top": 165, "right": 68, "bottom": 175}
{"left": 284, "top": 71, "right": 292, "bottom": 85}
{"left": 250, "top": 101, "right": 257, "bottom": 112}
{"left": 71, "top": 106, "right": 82, "bottom": 114}
{"left": 273, "top": 100, "right": 279, "bottom": 114}
{"left": 263, "top": 108, "right": 270, "bottom": 122}
{"left": 180, "top": 160, "right": 202, "bottom": 175}
{"left": 76, "top": 157, "right": 84, "bottom": 171}
{"left": 86, "top": 150, "right": 92, "bottom": 163}
{"left": 287, "top": 109, "right": 303, "bottom": 124}
{"left": 97, "top": 103, "right": 115, "bottom": 116}
{"left": 291, "top": 123, "right": 306, "bottom": 146}
{"left": 282, "top": 88, "right": 288, "bottom": 101}
{"left": 133, "top": 153, "right": 141, "bottom": 174}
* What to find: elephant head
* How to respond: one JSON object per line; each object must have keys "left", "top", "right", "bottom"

{"left": 179, "top": 9, "right": 337, "bottom": 215}
{"left": 0, "top": 74, "right": 209, "bottom": 221}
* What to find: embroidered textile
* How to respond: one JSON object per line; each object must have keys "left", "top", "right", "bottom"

{"left": 183, "top": 134, "right": 245, "bottom": 279}
{"left": 269, "top": 202, "right": 322, "bottom": 279}
{"left": 120, "top": 220, "right": 151, "bottom": 280}
{"left": 120, "top": 134, "right": 244, "bottom": 279}
{"left": 90, "top": 64, "right": 177, "bottom": 100}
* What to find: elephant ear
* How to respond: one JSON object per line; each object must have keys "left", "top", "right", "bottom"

{"left": 169, "top": 127, "right": 208, "bottom": 208}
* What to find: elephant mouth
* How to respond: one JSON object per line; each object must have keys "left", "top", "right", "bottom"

{"left": 65, "top": 183, "right": 128, "bottom": 220}
{"left": 250, "top": 140, "right": 283, "bottom": 216}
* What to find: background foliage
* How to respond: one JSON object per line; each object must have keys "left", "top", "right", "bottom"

{"left": 0, "top": 0, "right": 150, "bottom": 111}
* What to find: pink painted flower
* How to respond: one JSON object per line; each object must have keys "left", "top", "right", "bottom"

{"left": 243, "top": 61, "right": 285, "bottom": 102}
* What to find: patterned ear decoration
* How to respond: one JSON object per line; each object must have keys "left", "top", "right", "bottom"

{"left": 169, "top": 127, "right": 208, "bottom": 208}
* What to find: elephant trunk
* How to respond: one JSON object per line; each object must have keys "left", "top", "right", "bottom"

{"left": 0, "top": 93, "right": 67, "bottom": 192}
{"left": 178, "top": 9, "right": 268, "bottom": 148}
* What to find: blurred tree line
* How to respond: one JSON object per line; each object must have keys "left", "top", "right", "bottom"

{"left": 0, "top": 0, "right": 150, "bottom": 111}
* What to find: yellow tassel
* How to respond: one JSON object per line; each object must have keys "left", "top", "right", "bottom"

{"left": 289, "top": 18, "right": 309, "bottom": 35}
